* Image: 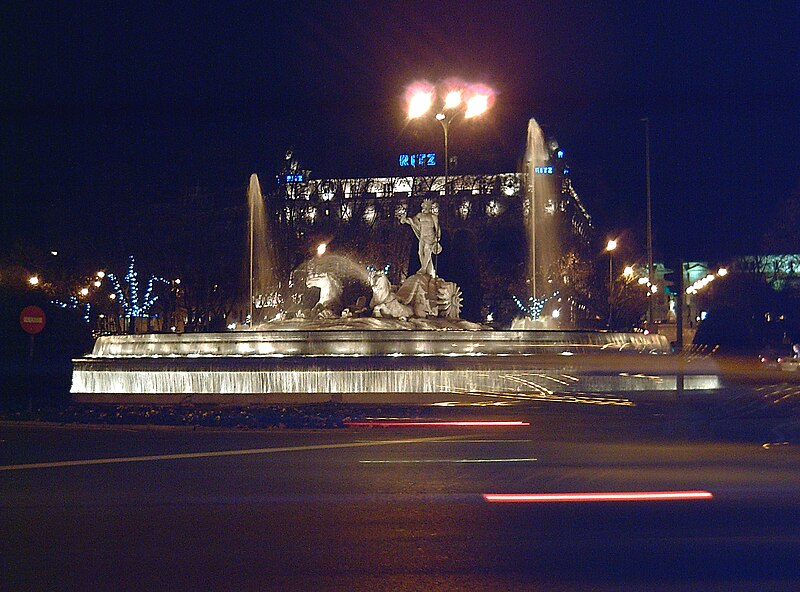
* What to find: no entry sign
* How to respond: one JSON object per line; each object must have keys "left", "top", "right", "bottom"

{"left": 20, "top": 305, "right": 46, "bottom": 335}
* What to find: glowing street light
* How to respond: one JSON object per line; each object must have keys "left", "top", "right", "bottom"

{"left": 28, "top": 275, "right": 40, "bottom": 286}
{"left": 408, "top": 91, "right": 434, "bottom": 119}
{"left": 406, "top": 80, "right": 495, "bottom": 196}
{"left": 79, "top": 287, "right": 89, "bottom": 297}
{"left": 623, "top": 265, "right": 635, "bottom": 278}
{"left": 316, "top": 243, "right": 327, "bottom": 257}
{"left": 606, "top": 240, "right": 618, "bottom": 327}
{"left": 464, "top": 93, "right": 490, "bottom": 118}
{"left": 443, "top": 90, "right": 462, "bottom": 110}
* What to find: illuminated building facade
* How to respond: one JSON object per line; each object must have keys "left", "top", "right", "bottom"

{"left": 267, "top": 149, "right": 595, "bottom": 323}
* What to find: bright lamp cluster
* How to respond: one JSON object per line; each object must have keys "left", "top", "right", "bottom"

{"left": 686, "top": 268, "right": 728, "bottom": 295}
{"left": 405, "top": 80, "right": 495, "bottom": 120}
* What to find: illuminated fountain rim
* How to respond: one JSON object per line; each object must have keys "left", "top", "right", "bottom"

{"left": 86, "top": 329, "right": 672, "bottom": 358}
{"left": 68, "top": 330, "right": 727, "bottom": 404}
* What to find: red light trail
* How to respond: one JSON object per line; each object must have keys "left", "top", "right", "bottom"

{"left": 483, "top": 491, "right": 713, "bottom": 503}
{"left": 344, "top": 420, "right": 530, "bottom": 427}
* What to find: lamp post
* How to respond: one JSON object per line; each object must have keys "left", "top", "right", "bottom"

{"left": 435, "top": 112, "right": 453, "bottom": 194}
{"left": 641, "top": 117, "right": 654, "bottom": 326}
{"left": 407, "top": 83, "right": 493, "bottom": 196}
{"left": 606, "top": 239, "right": 617, "bottom": 328}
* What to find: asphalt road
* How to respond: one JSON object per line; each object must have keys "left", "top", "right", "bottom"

{"left": 2, "top": 406, "right": 800, "bottom": 591}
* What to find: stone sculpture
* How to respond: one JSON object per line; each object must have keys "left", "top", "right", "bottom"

{"left": 399, "top": 199, "right": 441, "bottom": 277}
{"left": 306, "top": 271, "right": 343, "bottom": 318}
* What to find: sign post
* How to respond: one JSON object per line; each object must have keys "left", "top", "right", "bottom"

{"left": 19, "top": 306, "right": 46, "bottom": 413}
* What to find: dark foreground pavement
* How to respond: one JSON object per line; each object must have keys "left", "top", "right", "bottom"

{"left": 2, "top": 397, "right": 800, "bottom": 591}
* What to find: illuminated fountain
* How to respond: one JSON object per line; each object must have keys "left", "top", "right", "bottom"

{"left": 511, "top": 118, "right": 563, "bottom": 330}
{"left": 525, "top": 117, "right": 559, "bottom": 302}
{"left": 72, "top": 163, "right": 720, "bottom": 405}
{"left": 247, "top": 172, "right": 278, "bottom": 323}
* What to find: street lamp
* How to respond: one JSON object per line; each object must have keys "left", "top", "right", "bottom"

{"left": 406, "top": 81, "right": 494, "bottom": 195}
{"left": 641, "top": 118, "right": 654, "bottom": 326}
{"left": 606, "top": 239, "right": 618, "bottom": 327}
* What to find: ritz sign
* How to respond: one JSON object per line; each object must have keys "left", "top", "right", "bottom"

{"left": 399, "top": 153, "right": 437, "bottom": 168}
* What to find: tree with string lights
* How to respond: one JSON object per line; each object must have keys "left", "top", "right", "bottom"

{"left": 107, "top": 256, "right": 170, "bottom": 333}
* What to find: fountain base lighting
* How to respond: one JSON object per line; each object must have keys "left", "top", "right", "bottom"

{"left": 70, "top": 326, "right": 722, "bottom": 405}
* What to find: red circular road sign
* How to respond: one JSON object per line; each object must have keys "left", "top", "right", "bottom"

{"left": 20, "top": 305, "right": 46, "bottom": 335}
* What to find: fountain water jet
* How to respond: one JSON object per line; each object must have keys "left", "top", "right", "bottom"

{"left": 247, "top": 173, "right": 276, "bottom": 326}
{"left": 525, "top": 118, "right": 560, "bottom": 303}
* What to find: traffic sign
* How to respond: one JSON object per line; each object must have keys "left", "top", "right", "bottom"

{"left": 20, "top": 305, "right": 46, "bottom": 334}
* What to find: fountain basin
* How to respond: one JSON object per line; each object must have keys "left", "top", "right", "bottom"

{"left": 70, "top": 329, "right": 723, "bottom": 405}
{"left": 84, "top": 327, "right": 669, "bottom": 357}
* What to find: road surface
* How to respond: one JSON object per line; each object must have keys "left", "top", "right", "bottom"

{"left": 2, "top": 403, "right": 800, "bottom": 591}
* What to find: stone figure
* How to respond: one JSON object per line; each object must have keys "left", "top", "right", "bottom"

{"left": 306, "top": 271, "right": 343, "bottom": 318}
{"left": 369, "top": 269, "right": 463, "bottom": 320}
{"left": 369, "top": 272, "right": 413, "bottom": 319}
{"left": 400, "top": 199, "right": 441, "bottom": 277}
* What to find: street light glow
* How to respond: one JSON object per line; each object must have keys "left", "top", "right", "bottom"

{"left": 464, "top": 93, "right": 490, "bottom": 118}
{"left": 96, "top": 271, "right": 105, "bottom": 278}
{"left": 79, "top": 287, "right": 89, "bottom": 296}
{"left": 623, "top": 266, "right": 634, "bottom": 277}
{"left": 317, "top": 243, "right": 327, "bottom": 256}
{"left": 717, "top": 267, "right": 728, "bottom": 276}
{"left": 408, "top": 91, "right": 433, "bottom": 119}
{"left": 28, "top": 275, "right": 39, "bottom": 286}
{"left": 444, "top": 90, "right": 462, "bottom": 109}
{"left": 606, "top": 239, "right": 617, "bottom": 252}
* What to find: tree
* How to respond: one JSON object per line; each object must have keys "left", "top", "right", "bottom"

{"left": 609, "top": 270, "right": 650, "bottom": 331}
{"left": 762, "top": 193, "right": 800, "bottom": 255}
{"left": 692, "top": 268, "right": 787, "bottom": 352}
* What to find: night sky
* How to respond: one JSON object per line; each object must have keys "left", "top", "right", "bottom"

{"left": 3, "top": 2, "right": 799, "bottom": 263}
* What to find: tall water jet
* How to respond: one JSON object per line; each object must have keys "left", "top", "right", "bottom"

{"left": 524, "top": 118, "right": 560, "bottom": 300}
{"left": 247, "top": 173, "right": 276, "bottom": 326}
